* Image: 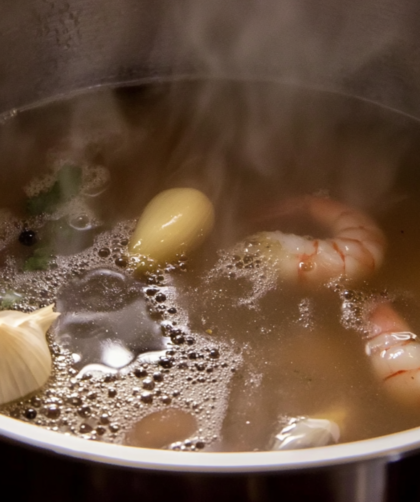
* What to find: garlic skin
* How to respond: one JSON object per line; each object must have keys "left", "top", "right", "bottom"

{"left": 271, "top": 417, "right": 340, "bottom": 450}
{"left": 0, "top": 305, "right": 60, "bottom": 405}
{"left": 129, "top": 188, "right": 215, "bottom": 267}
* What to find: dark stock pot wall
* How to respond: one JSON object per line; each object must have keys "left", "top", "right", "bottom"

{"left": 1, "top": 2, "right": 420, "bottom": 502}
{"left": 2, "top": 0, "right": 420, "bottom": 116}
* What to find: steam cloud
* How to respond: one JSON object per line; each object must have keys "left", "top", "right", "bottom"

{"left": 1, "top": 0, "right": 418, "bottom": 222}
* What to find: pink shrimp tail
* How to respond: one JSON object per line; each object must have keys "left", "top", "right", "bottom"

{"left": 247, "top": 195, "right": 385, "bottom": 283}
{"left": 366, "top": 301, "right": 420, "bottom": 406}
{"left": 368, "top": 302, "right": 411, "bottom": 339}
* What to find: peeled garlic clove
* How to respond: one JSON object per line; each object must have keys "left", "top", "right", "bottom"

{"left": 129, "top": 188, "right": 215, "bottom": 267}
{"left": 271, "top": 417, "right": 340, "bottom": 450}
{"left": 0, "top": 304, "right": 60, "bottom": 405}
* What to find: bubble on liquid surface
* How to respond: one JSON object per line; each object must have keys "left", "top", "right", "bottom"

{"left": 204, "top": 240, "right": 279, "bottom": 307}
{"left": 298, "top": 298, "right": 314, "bottom": 329}
{"left": 55, "top": 268, "right": 169, "bottom": 369}
{"left": 68, "top": 213, "right": 94, "bottom": 231}
{"left": 80, "top": 166, "right": 110, "bottom": 197}
{"left": 335, "top": 284, "right": 378, "bottom": 334}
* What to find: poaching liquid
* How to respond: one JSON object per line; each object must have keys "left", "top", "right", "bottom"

{"left": 0, "top": 79, "right": 419, "bottom": 452}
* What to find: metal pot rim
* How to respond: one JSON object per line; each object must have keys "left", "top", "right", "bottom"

{"left": 1, "top": 414, "right": 419, "bottom": 472}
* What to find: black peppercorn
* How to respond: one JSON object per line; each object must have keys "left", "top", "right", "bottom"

{"left": 19, "top": 229, "right": 37, "bottom": 246}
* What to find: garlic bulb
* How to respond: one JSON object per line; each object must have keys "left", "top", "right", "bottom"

{"left": 271, "top": 417, "right": 340, "bottom": 450}
{"left": 0, "top": 304, "right": 60, "bottom": 405}
{"left": 129, "top": 188, "right": 215, "bottom": 268}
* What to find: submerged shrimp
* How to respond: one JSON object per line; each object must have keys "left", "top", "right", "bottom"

{"left": 240, "top": 196, "right": 385, "bottom": 283}
{"left": 367, "top": 302, "right": 420, "bottom": 406}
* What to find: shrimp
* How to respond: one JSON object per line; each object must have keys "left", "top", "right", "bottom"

{"left": 240, "top": 196, "right": 385, "bottom": 283}
{"left": 366, "top": 302, "right": 420, "bottom": 406}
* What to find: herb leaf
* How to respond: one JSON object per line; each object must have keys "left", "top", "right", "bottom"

{"left": 23, "top": 247, "right": 53, "bottom": 271}
{"left": 26, "top": 165, "right": 82, "bottom": 216}
{"left": 1, "top": 290, "right": 22, "bottom": 309}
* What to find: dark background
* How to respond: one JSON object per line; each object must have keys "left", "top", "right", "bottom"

{"left": 1, "top": 437, "right": 420, "bottom": 502}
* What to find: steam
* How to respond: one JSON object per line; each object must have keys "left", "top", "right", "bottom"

{"left": 0, "top": 0, "right": 416, "bottom": 231}
{"left": 167, "top": 0, "right": 406, "bottom": 85}
{"left": 155, "top": 0, "right": 413, "bottom": 213}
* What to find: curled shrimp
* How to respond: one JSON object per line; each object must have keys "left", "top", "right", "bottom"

{"left": 240, "top": 196, "right": 385, "bottom": 283}
{"left": 367, "top": 302, "right": 420, "bottom": 406}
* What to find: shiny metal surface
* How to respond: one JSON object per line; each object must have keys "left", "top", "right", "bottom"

{"left": 1, "top": 0, "right": 420, "bottom": 117}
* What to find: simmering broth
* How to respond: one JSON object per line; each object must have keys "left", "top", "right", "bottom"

{"left": 0, "top": 79, "right": 420, "bottom": 452}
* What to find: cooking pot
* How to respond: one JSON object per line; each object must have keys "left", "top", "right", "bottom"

{"left": 1, "top": 1, "right": 420, "bottom": 501}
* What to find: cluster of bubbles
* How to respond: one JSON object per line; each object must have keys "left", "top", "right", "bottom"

{"left": 205, "top": 238, "right": 278, "bottom": 307}
{"left": 329, "top": 281, "right": 389, "bottom": 335}
{"left": 297, "top": 298, "right": 314, "bottom": 330}
{"left": 0, "top": 210, "right": 240, "bottom": 450}
{"left": 3, "top": 333, "right": 235, "bottom": 449}
{"left": 24, "top": 161, "right": 110, "bottom": 201}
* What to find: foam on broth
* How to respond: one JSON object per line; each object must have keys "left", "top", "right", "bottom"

{"left": 0, "top": 79, "right": 419, "bottom": 452}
